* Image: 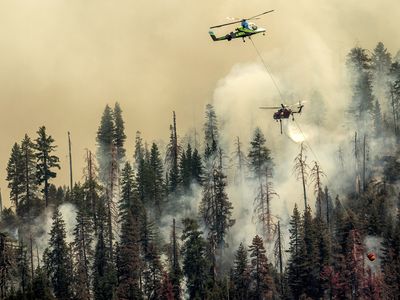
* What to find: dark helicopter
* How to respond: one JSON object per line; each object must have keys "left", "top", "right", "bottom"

{"left": 259, "top": 102, "right": 304, "bottom": 134}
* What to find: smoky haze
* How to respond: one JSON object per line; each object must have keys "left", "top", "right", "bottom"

{"left": 0, "top": 0, "right": 399, "bottom": 207}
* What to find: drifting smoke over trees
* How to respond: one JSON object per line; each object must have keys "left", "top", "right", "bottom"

{"left": 1, "top": 42, "right": 400, "bottom": 300}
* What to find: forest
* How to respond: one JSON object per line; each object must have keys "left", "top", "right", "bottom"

{"left": 1, "top": 41, "right": 400, "bottom": 300}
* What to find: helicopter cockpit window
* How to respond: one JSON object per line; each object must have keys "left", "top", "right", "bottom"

{"left": 249, "top": 23, "right": 258, "bottom": 30}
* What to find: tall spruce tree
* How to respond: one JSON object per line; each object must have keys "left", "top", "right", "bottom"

{"left": 232, "top": 242, "right": 250, "bottom": 300}
{"left": 20, "top": 134, "right": 40, "bottom": 218}
{"left": 96, "top": 104, "right": 115, "bottom": 183}
{"left": 199, "top": 149, "right": 235, "bottom": 248}
{"left": 116, "top": 210, "right": 143, "bottom": 299}
{"left": 204, "top": 104, "right": 219, "bottom": 159}
{"left": 287, "top": 204, "right": 306, "bottom": 299}
{"left": 166, "top": 112, "right": 180, "bottom": 194}
{"left": 148, "top": 143, "right": 165, "bottom": 217}
{"left": 93, "top": 200, "right": 117, "bottom": 300}
{"left": 248, "top": 127, "right": 272, "bottom": 179}
{"left": 346, "top": 47, "right": 374, "bottom": 125}
{"left": 181, "top": 218, "right": 211, "bottom": 299}
{"left": 248, "top": 235, "right": 275, "bottom": 300}
{"left": 72, "top": 203, "right": 94, "bottom": 300}
{"left": 45, "top": 208, "right": 73, "bottom": 300}
{"left": 6, "top": 143, "right": 24, "bottom": 212}
{"left": 113, "top": 102, "right": 126, "bottom": 163}
{"left": 35, "top": 126, "right": 60, "bottom": 207}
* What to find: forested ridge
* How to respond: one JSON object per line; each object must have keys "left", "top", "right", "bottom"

{"left": 1, "top": 42, "right": 400, "bottom": 299}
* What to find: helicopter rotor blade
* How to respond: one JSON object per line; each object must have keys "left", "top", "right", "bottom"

{"left": 259, "top": 106, "right": 281, "bottom": 109}
{"left": 210, "top": 20, "right": 242, "bottom": 29}
{"left": 210, "top": 10, "right": 273, "bottom": 29}
{"left": 247, "top": 9, "right": 274, "bottom": 21}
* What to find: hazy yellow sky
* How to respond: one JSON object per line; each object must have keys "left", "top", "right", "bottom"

{"left": 1, "top": 0, "right": 399, "bottom": 207}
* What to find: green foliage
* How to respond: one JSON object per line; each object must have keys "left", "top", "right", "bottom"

{"left": 232, "top": 243, "right": 250, "bottom": 300}
{"left": 6, "top": 143, "right": 24, "bottom": 211}
{"left": 35, "top": 126, "right": 60, "bottom": 207}
{"left": 113, "top": 102, "right": 126, "bottom": 162}
{"left": 248, "top": 235, "right": 274, "bottom": 299}
{"left": 248, "top": 127, "right": 272, "bottom": 178}
{"left": 45, "top": 208, "right": 73, "bottom": 300}
{"left": 181, "top": 218, "right": 211, "bottom": 299}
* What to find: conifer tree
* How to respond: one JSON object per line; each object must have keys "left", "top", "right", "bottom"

{"left": 93, "top": 202, "right": 117, "bottom": 300}
{"left": 346, "top": 47, "right": 374, "bottom": 125}
{"left": 204, "top": 104, "right": 219, "bottom": 159}
{"left": 191, "top": 147, "right": 203, "bottom": 185}
{"left": 287, "top": 204, "right": 306, "bottom": 299}
{"left": 83, "top": 150, "right": 102, "bottom": 233}
{"left": 248, "top": 127, "right": 272, "bottom": 179}
{"left": 96, "top": 105, "right": 115, "bottom": 183}
{"left": 168, "top": 218, "right": 182, "bottom": 300}
{"left": 20, "top": 134, "right": 40, "bottom": 218}
{"left": 16, "top": 241, "right": 31, "bottom": 296}
{"left": 148, "top": 142, "right": 164, "bottom": 217}
{"left": 6, "top": 143, "right": 24, "bottom": 212}
{"left": 113, "top": 102, "right": 126, "bottom": 163}
{"left": 232, "top": 242, "right": 250, "bottom": 300}
{"left": 179, "top": 144, "right": 192, "bottom": 190}
{"left": 72, "top": 203, "right": 94, "bottom": 300}
{"left": 248, "top": 235, "right": 275, "bottom": 300}
{"left": 181, "top": 218, "right": 210, "bottom": 299}
{"left": 199, "top": 149, "right": 235, "bottom": 248}
{"left": 116, "top": 210, "right": 143, "bottom": 300}
{"left": 166, "top": 112, "right": 180, "bottom": 194}
{"left": 31, "top": 266, "right": 55, "bottom": 300}
{"left": 45, "top": 208, "right": 73, "bottom": 300}
{"left": 35, "top": 126, "right": 60, "bottom": 207}
{"left": 134, "top": 131, "right": 145, "bottom": 169}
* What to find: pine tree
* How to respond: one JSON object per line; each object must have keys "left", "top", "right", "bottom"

{"left": 83, "top": 150, "right": 102, "bottom": 233}
{"left": 191, "top": 147, "right": 203, "bottom": 186}
{"left": 248, "top": 127, "right": 272, "bottom": 179}
{"left": 35, "top": 126, "right": 60, "bottom": 207}
{"left": 199, "top": 149, "right": 235, "bottom": 248}
{"left": 381, "top": 212, "right": 400, "bottom": 298}
{"left": 204, "top": 104, "right": 219, "bottom": 159}
{"left": 371, "top": 42, "right": 392, "bottom": 104}
{"left": 148, "top": 143, "right": 164, "bottom": 217}
{"left": 166, "top": 112, "right": 180, "bottom": 194}
{"left": 179, "top": 144, "right": 192, "bottom": 191}
{"left": 20, "top": 134, "right": 40, "bottom": 219}
{"left": 248, "top": 235, "right": 274, "bottom": 300}
{"left": 373, "top": 100, "right": 383, "bottom": 137}
{"left": 287, "top": 204, "right": 306, "bottom": 299}
{"left": 168, "top": 219, "right": 182, "bottom": 300}
{"left": 96, "top": 104, "right": 115, "bottom": 183}
{"left": 346, "top": 47, "right": 374, "bottom": 125}
{"left": 6, "top": 143, "right": 24, "bottom": 212}
{"left": 116, "top": 210, "right": 143, "bottom": 300}
{"left": 45, "top": 208, "right": 73, "bottom": 300}
{"left": 143, "top": 243, "right": 163, "bottom": 300}
{"left": 72, "top": 204, "right": 94, "bottom": 300}
{"left": 93, "top": 201, "right": 117, "bottom": 300}
{"left": 134, "top": 131, "right": 145, "bottom": 169}
{"left": 16, "top": 241, "right": 31, "bottom": 296}
{"left": 232, "top": 243, "right": 250, "bottom": 300}
{"left": 181, "top": 218, "right": 211, "bottom": 299}
{"left": 31, "top": 266, "right": 55, "bottom": 300}
{"left": 113, "top": 102, "right": 126, "bottom": 163}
